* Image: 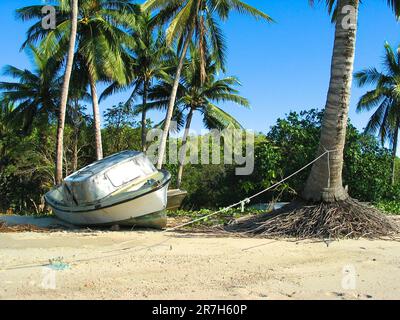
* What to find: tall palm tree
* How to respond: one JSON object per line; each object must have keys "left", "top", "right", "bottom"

{"left": 55, "top": 0, "right": 78, "bottom": 185}
{"left": 303, "top": 0, "right": 400, "bottom": 202}
{"left": 148, "top": 48, "right": 249, "bottom": 188}
{"left": 0, "top": 45, "right": 62, "bottom": 133}
{"left": 142, "top": 0, "right": 272, "bottom": 169}
{"left": 355, "top": 43, "right": 400, "bottom": 185}
{"left": 100, "top": 12, "right": 171, "bottom": 152}
{"left": 17, "top": 0, "right": 139, "bottom": 161}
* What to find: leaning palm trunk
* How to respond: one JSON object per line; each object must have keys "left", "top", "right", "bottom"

{"left": 303, "top": 0, "right": 359, "bottom": 202}
{"left": 391, "top": 119, "right": 399, "bottom": 185}
{"left": 176, "top": 107, "right": 194, "bottom": 189}
{"left": 156, "top": 33, "right": 193, "bottom": 169}
{"left": 141, "top": 80, "right": 149, "bottom": 152}
{"left": 72, "top": 129, "right": 78, "bottom": 172}
{"left": 88, "top": 72, "right": 103, "bottom": 160}
{"left": 156, "top": 0, "right": 201, "bottom": 170}
{"left": 55, "top": 0, "right": 78, "bottom": 185}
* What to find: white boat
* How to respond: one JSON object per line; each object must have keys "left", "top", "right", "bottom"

{"left": 45, "top": 151, "right": 171, "bottom": 229}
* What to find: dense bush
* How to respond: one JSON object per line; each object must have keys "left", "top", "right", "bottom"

{"left": 376, "top": 200, "right": 400, "bottom": 215}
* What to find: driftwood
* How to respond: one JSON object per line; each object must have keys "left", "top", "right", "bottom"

{"left": 0, "top": 221, "right": 51, "bottom": 233}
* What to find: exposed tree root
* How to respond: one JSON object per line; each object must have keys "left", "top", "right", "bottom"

{"left": 225, "top": 198, "right": 399, "bottom": 239}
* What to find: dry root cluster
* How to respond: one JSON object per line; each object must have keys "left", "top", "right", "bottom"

{"left": 225, "top": 198, "right": 399, "bottom": 239}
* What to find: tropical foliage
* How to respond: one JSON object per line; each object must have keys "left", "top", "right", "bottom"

{"left": 149, "top": 46, "right": 249, "bottom": 188}
{"left": 168, "top": 109, "right": 399, "bottom": 210}
{"left": 142, "top": 0, "right": 272, "bottom": 169}
{"left": 355, "top": 42, "right": 400, "bottom": 185}
{"left": 101, "top": 11, "right": 172, "bottom": 152}
{"left": 17, "top": 0, "right": 139, "bottom": 160}
{"left": 0, "top": 46, "right": 62, "bottom": 133}
{"left": 2, "top": 105, "right": 398, "bottom": 214}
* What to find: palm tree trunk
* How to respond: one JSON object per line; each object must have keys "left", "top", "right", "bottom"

{"left": 55, "top": 0, "right": 78, "bottom": 185}
{"left": 63, "top": 148, "right": 69, "bottom": 177}
{"left": 72, "top": 129, "right": 78, "bottom": 172}
{"left": 391, "top": 118, "right": 399, "bottom": 185}
{"left": 303, "top": 0, "right": 359, "bottom": 202}
{"left": 177, "top": 107, "right": 194, "bottom": 189}
{"left": 88, "top": 71, "right": 103, "bottom": 160}
{"left": 156, "top": 0, "right": 201, "bottom": 170}
{"left": 141, "top": 80, "right": 149, "bottom": 152}
{"left": 156, "top": 34, "right": 192, "bottom": 169}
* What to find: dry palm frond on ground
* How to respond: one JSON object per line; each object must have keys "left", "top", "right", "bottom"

{"left": 0, "top": 221, "right": 51, "bottom": 233}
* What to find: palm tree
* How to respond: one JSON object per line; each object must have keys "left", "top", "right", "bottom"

{"left": 55, "top": 0, "right": 78, "bottom": 185}
{"left": 142, "top": 0, "right": 272, "bottom": 169}
{"left": 303, "top": 0, "right": 400, "bottom": 202}
{"left": 148, "top": 48, "right": 249, "bottom": 188}
{"left": 17, "top": 0, "right": 139, "bottom": 161}
{"left": 0, "top": 45, "right": 62, "bottom": 133}
{"left": 101, "top": 12, "right": 171, "bottom": 152}
{"left": 355, "top": 43, "right": 400, "bottom": 185}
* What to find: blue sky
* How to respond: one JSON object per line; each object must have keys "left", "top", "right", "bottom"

{"left": 0, "top": 0, "right": 400, "bottom": 137}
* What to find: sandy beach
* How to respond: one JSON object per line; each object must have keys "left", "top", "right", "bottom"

{"left": 0, "top": 228, "right": 399, "bottom": 300}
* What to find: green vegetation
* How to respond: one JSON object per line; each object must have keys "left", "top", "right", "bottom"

{"left": 143, "top": 0, "right": 272, "bottom": 169}
{"left": 17, "top": 0, "right": 139, "bottom": 161}
{"left": 376, "top": 201, "right": 400, "bottom": 215}
{"left": 355, "top": 42, "right": 400, "bottom": 186}
{"left": 100, "top": 11, "right": 172, "bottom": 152}
{"left": 0, "top": 46, "right": 62, "bottom": 133}
{"left": 0, "top": 100, "right": 138, "bottom": 214}
{"left": 170, "top": 109, "right": 400, "bottom": 210}
{"left": 167, "top": 208, "right": 265, "bottom": 228}
{"left": 396, "top": 158, "right": 400, "bottom": 182}
{"left": 149, "top": 46, "right": 249, "bottom": 189}
{"left": 1, "top": 102, "right": 398, "bottom": 216}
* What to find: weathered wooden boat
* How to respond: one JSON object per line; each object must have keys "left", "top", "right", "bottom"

{"left": 45, "top": 151, "right": 171, "bottom": 229}
{"left": 166, "top": 189, "right": 188, "bottom": 211}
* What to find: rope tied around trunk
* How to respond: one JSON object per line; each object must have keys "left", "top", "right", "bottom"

{"left": 321, "top": 145, "right": 335, "bottom": 189}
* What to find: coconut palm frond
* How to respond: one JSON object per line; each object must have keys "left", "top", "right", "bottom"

{"left": 356, "top": 42, "right": 400, "bottom": 151}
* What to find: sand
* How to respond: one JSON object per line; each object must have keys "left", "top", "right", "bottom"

{"left": 0, "top": 228, "right": 399, "bottom": 300}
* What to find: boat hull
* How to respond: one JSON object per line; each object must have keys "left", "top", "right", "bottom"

{"left": 51, "top": 184, "right": 169, "bottom": 228}
{"left": 167, "top": 189, "right": 188, "bottom": 211}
